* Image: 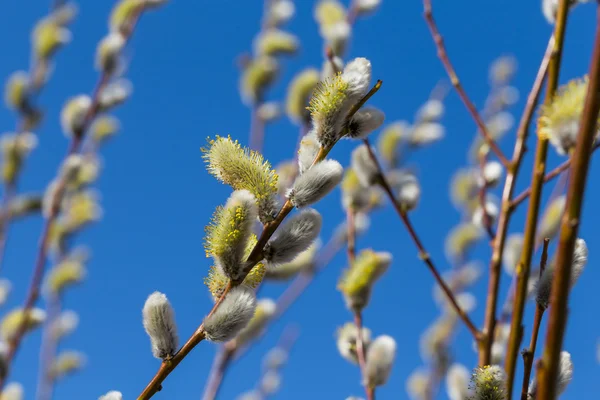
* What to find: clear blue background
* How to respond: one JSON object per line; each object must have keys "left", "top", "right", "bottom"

{"left": 0, "top": 0, "right": 597, "bottom": 399}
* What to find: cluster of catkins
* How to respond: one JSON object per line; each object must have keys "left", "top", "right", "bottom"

{"left": 140, "top": 54, "right": 377, "bottom": 395}
{"left": 0, "top": 0, "right": 166, "bottom": 398}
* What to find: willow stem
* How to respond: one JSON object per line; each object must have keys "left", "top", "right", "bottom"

{"left": 202, "top": 344, "right": 236, "bottom": 400}
{"left": 537, "top": 4, "right": 600, "bottom": 398}
{"left": 362, "top": 138, "right": 480, "bottom": 339}
{"left": 520, "top": 239, "right": 549, "bottom": 400}
{"left": 477, "top": 32, "right": 553, "bottom": 362}
{"left": 422, "top": 0, "right": 509, "bottom": 167}
{"left": 504, "top": 1, "right": 570, "bottom": 394}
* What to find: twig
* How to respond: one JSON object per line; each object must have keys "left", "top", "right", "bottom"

{"left": 504, "top": 1, "right": 570, "bottom": 393}
{"left": 510, "top": 142, "right": 600, "bottom": 208}
{"left": 536, "top": 5, "right": 600, "bottom": 398}
{"left": 249, "top": 102, "right": 266, "bottom": 152}
{"left": 0, "top": 8, "right": 146, "bottom": 389}
{"left": 202, "top": 343, "right": 236, "bottom": 400}
{"left": 520, "top": 238, "right": 549, "bottom": 400}
{"left": 35, "top": 293, "right": 62, "bottom": 400}
{"left": 139, "top": 81, "right": 383, "bottom": 399}
{"left": 422, "top": 0, "right": 510, "bottom": 167}
{"left": 362, "top": 138, "right": 480, "bottom": 340}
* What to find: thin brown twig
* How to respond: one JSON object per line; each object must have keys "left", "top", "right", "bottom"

{"left": 362, "top": 138, "right": 481, "bottom": 339}
{"left": 35, "top": 293, "right": 62, "bottom": 400}
{"left": 504, "top": 0, "right": 570, "bottom": 392}
{"left": 537, "top": 4, "right": 600, "bottom": 398}
{"left": 510, "top": 142, "right": 600, "bottom": 208}
{"left": 0, "top": 9, "right": 146, "bottom": 390}
{"left": 520, "top": 238, "right": 549, "bottom": 400}
{"left": 422, "top": 0, "right": 510, "bottom": 167}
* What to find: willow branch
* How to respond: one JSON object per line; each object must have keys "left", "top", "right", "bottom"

{"left": 202, "top": 343, "right": 237, "bottom": 400}
{"left": 477, "top": 153, "right": 495, "bottom": 240}
{"left": 504, "top": 1, "right": 570, "bottom": 393}
{"left": 362, "top": 138, "right": 480, "bottom": 339}
{"left": 0, "top": 2, "right": 66, "bottom": 273}
{"left": 519, "top": 238, "right": 549, "bottom": 400}
{"left": 139, "top": 80, "right": 383, "bottom": 399}
{"left": 478, "top": 35, "right": 555, "bottom": 365}
{"left": 0, "top": 8, "right": 148, "bottom": 390}
{"left": 537, "top": 5, "right": 600, "bottom": 398}
{"left": 422, "top": 0, "right": 509, "bottom": 167}
{"left": 35, "top": 294, "right": 62, "bottom": 400}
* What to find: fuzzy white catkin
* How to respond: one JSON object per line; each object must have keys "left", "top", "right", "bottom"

{"left": 446, "top": 363, "right": 471, "bottom": 400}
{"left": 351, "top": 145, "right": 379, "bottom": 187}
{"left": 503, "top": 233, "right": 523, "bottom": 276}
{"left": 1, "top": 383, "right": 23, "bottom": 400}
{"left": 528, "top": 351, "right": 573, "bottom": 397}
{"left": 472, "top": 200, "right": 499, "bottom": 229}
{"left": 142, "top": 292, "right": 178, "bottom": 360}
{"left": 410, "top": 122, "right": 445, "bottom": 147}
{"left": 346, "top": 107, "right": 385, "bottom": 139}
{"left": 365, "top": 335, "right": 396, "bottom": 387}
{"left": 265, "top": 209, "right": 322, "bottom": 264}
{"left": 396, "top": 173, "right": 420, "bottom": 211}
{"left": 203, "top": 286, "right": 257, "bottom": 342}
{"left": 416, "top": 99, "right": 444, "bottom": 122}
{"left": 99, "top": 390, "right": 123, "bottom": 400}
{"left": 536, "top": 238, "right": 587, "bottom": 308}
{"left": 297, "top": 128, "right": 320, "bottom": 175}
{"left": 288, "top": 159, "right": 343, "bottom": 208}
{"left": 482, "top": 161, "right": 503, "bottom": 187}
{"left": 355, "top": 0, "right": 381, "bottom": 13}
{"left": 342, "top": 58, "right": 372, "bottom": 104}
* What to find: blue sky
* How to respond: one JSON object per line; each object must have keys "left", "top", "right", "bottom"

{"left": 0, "top": 0, "right": 598, "bottom": 399}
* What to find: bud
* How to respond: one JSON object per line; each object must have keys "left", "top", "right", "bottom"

{"left": 51, "top": 310, "right": 79, "bottom": 340}
{"left": 203, "top": 286, "right": 257, "bottom": 342}
{"left": 409, "top": 122, "right": 445, "bottom": 147}
{"left": 240, "top": 57, "right": 279, "bottom": 106}
{"left": 254, "top": 30, "right": 299, "bottom": 56}
{"left": 96, "top": 33, "right": 126, "bottom": 74}
{"left": 265, "top": 243, "right": 319, "bottom": 280}
{"left": 338, "top": 249, "right": 391, "bottom": 311}
{"left": 297, "top": 129, "right": 320, "bottom": 175}
{"left": 416, "top": 99, "right": 444, "bottom": 122}
{"left": 204, "top": 190, "right": 258, "bottom": 281}
{"left": 482, "top": 161, "right": 503, "bottom": 187}
{"left": 4, "top": 72, "right": 30, "bottom": 111}
{"left": 1, "top": 308, "right": 46, "bottom": 341}
{"left": 528, "top": 351, "right": 573, "bottom": 397}
{"left": 142, "top": 291, "right": 178, "bottom": 360}
{"left": 288, "top": 159, "right": 343, "bottom": 208}
{"left": 336, "top": 322, "right": 372, "bottom": 364}
{"left": 365, "top": 335, "right": 396, "bottom": 387}
{"left": 446, "top": 363, "right": 471, "bottom": 400}
{"left": 60, "top": 95, "right": 92, "bottom": 137}
{"left": 351, "top": 144, "right": 379, "bottom": 187}
{"left": 98, "top": 79, "right": 133, "bottom": 110}
{"left": 1, "top": 383, "right": 24, "bottom": 400}
{"left": 202, "top": 136, "right": 278, "bottom": 223}
{"left": 235, "top": 298, "right": 276, "bottom": 345}
{"left": 536, "top": 238, "right": 587, "bottom": 309}
{"left": 470, "top": 365, "right": 506, "bottom": 400}
{"left": 49, "top": 350, "right": 86, "bottom": 380}
{"left": 346, "top": 107, "right": 385, "bottom": 139}
{"left": 539, "top": 76, "right": 589, "bottom": 155}
{"left": 285, "top": 68, "right": 320, "bottom": 124}
{"left": 265, "top": 209, "right": 321, "bottom": 264}
{"left": 503, "top": 233, "right": 523, "bottom": 276}
{"left": 99, "top": 391, "right": 123, "bottom": 400}
{"left": 355, "top": 0, "right": 381, "bottom": 14}
{"left": 110, "top": 0, "right": 143, "bottom": 33}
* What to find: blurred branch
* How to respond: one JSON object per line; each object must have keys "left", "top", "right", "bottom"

{"left": 362, "top": 138, "right": 481, "bottom": 340}
{"left": 422, "top": 0, "right": 510, "bottom": 167}
{"left": 510, "top": 142, "right": 600, "bottom": 208}
{"left": 504, "top": 0, "right": 571, "bottom": 392}
{"left": 537, "top": 5, "right": 600, "bottom": 398}
{"left": 0, "top": 9, "right": 146, "bottom": 389}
